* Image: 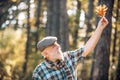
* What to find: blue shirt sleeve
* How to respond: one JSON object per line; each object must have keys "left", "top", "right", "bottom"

{"left": 67, "top": 47, "right": 84, "bottom": 66}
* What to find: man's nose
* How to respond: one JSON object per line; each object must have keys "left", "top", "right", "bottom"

{"left": 54, "top": 42, "right": 60, "bottom": 48}
{"left": 56, "top": 45, "right": 60, "bottom": 48}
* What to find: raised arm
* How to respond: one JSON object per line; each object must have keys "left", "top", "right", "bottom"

{"left": 82, "top": 17, "right": 108, "bottom": 57}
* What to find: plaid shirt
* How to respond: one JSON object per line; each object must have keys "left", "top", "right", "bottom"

{"left": 32, "top": 47, "right": 84, "bottom": 80}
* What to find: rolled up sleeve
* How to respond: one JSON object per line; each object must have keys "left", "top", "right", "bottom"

{"left": 67, "top": 47, "right": 84, "bottom": 66}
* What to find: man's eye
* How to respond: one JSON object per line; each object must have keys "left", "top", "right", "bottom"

{"left": 52, "top": 45, "right": 55, "bottom": 48}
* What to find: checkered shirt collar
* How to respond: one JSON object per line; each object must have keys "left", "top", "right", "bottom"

{"left": 44, "top": 57, "right": 66, "bottom": 70}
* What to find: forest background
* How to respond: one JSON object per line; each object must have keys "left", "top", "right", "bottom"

{"left": 0, "top": 0, "right": 120, "bottom": 80}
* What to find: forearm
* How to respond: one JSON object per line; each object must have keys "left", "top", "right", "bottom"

{"left": 81, "top": 17, "right": 108, "bottom": 57}
{"left": 82, "top": 26, "right": 103, "bottom": 57}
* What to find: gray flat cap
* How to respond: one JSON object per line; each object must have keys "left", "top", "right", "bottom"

{"left": 37, "top": 36, "right": 57, "bottom": 52}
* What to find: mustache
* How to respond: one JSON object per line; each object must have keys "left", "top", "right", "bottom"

{"left": 57, "top": 49, "right": 64, "bottom": 61}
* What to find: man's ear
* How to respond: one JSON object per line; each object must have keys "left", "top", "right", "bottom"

{"left": 41, "top": 51, "right": 48, "bottom": 58}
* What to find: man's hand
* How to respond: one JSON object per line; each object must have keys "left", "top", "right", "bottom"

{"left": 98, "top": 17, "right": 109, "bottom": 30}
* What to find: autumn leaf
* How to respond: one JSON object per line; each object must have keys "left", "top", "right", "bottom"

{"left": 95, "top": 5, "right": 108, "bottom": 17}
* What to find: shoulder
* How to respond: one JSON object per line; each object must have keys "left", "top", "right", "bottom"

{"left": 32, "top": 61, "right": 48, "bottom": 79}
{"left": 33, "top": 61, "right": 47, "bottom": 74}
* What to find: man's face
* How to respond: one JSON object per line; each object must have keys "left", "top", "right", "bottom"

{"left": 42, "top": 42, "right": 64, "bottom": 62}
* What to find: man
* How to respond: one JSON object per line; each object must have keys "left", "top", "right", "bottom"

{"left": 32, "top": 17, "right": 108, "bottom": 80}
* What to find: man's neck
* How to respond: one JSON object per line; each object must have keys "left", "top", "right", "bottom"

{"left": 45, "top": 58, "right": 57, "bottom": 63}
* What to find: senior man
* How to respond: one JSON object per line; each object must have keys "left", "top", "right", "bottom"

{"left": 32, "top": 17, "right": 108, "bottom": 80}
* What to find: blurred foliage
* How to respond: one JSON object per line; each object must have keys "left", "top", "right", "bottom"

{"left": 0, "top": 28, "right": 25, "bottom": 79}
{"left": 0, "top": 0, "right": 120, "bottom": 80}
{"left": 0, "top": 28, "right": 44, "bottom": 80}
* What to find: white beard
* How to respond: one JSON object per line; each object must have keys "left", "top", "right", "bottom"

{"left": 46, "top": 47, "right": 64, "bottom": 62}
{"left": 57, "top": 48, "right": 64, "bottom": 61}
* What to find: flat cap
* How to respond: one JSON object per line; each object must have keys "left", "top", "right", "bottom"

{"left": 37, "top": 36, "right": 57, "bottom": 52}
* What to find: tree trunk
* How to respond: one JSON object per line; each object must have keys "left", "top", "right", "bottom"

{"left": 85, "top": 0, "right": 94, "bottom": 43}
{"left": 23, "top": 0, "right": 30, "bottom": 73}
{"left": 73, "top": 0, "right": 81, "bottom": 48}
{"left": 59, "top": 0, "right": 69, "bottom": 51}
{"left": 46, "top": 0, "right": 60, "bottom": 38}
{"left": 35, "top": 0, "right": 42, "bottom": 52}
{"left": 46, "top": 0, "right": 69, "bottom": 51}
{"left": 89, "top": 0, "right": 114, "bottom": 80}
{"left": 116, "top": 0, "right": 120, "bottom": 79}
{"left": 14, "top": 4, "right": 18, "bottom": 30}
{"left": 79, "top": 0, "right": 94, "bottom": 79}
{"left": 0, "top": 0, "right": 14, "bottom": 29}
{"left": 116, "top": 37, "right": 120, "bottom": 80}
{"left": 110, "top": 26, "right": 117, "bottom": 80}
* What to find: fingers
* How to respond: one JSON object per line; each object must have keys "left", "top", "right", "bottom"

{"left": 101, "top": 17, "right": 108, "bottom": 24}
{"left": 98, "top": 17, "right": 109, "bottom": 29}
